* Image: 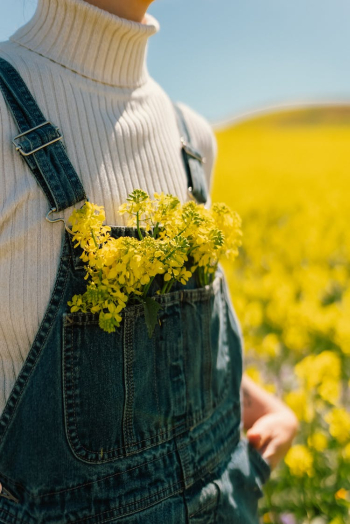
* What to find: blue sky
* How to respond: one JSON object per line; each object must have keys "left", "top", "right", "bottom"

{"left": 1, "top": 0, "right": 350, "bottom": 122}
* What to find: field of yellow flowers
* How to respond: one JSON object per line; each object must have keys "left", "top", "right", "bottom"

{"left": 211, "top": 106, "right": 350, "bottom": 524}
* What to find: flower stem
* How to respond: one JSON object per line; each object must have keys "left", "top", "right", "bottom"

{"left": 136, "top": 212, "right": 143, "bottom": 241}
{"left": 153, "top": 223, "right": 159, "bottom": 239}
{"left": 142, "top": 276, "right": 155, "bottom": 298}
{"left": 166, "top": 279, "right": 175, "bottom": 293}
{"left": 160, "top": 278, "right": 174, "bottom": 294}
{"left": 91, "top": 228, "right": 99, "bottom": 249}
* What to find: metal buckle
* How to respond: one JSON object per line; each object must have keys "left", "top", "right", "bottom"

{"left": 187, "top": 187, "right": 196, "bottom": 201}
{"left": 181, "top": 137, "right": 206, "bottom": 164}
{"left": 46, "top": 198, "right": 89, "bottom": 233}
{"left": 12, "top": 121, "right": 63, "bottom": 157}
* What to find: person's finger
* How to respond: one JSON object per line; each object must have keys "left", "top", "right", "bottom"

{"left": 247, "top": 421, "right": 271, "bottom": 449}
{"left": 262, "top": 441, "right": 281, "bottom": 470}
{"left": 246, "top": 432, "right": 261, "bottom": 448}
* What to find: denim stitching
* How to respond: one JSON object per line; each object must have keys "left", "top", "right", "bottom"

{"left": 123, "top": 314, "right": 135, "bottom": 446}
{"left": 187, "top": 430, "right": 240, "bottom": 489}
{"left": 0, "top": 507, "right": 33, "bottom": 524}
{"left": 1, "top": 60, "right": 85, "bottom": 209}
{"left": 218, "top": 279, "right": 231, "bottom": 400}
{"left": 63, "top": 279, "right": 223, "bottom": 462}
{"left": 0, "top": 253, "right": 71, "bottom": 443}
{"left": 209, "top": 287, "right": 231, "bottom": 410}
{"left": 95, "top": 489, "right": 183, "bottom": 524}
{"left": 0, "top": 486, "right": 185, "bottom": 524}
{"left": 4, "top": 404, "right": 238, "bottom": 499}
{"left": 63, "top": 315, "right": 218, "bottom": 461}
{"left": 54, "top": 141, "right": 82, "bottom": 202}
{"left": 64, "top": 361, "right": 193, "bottom": 461}
{"left": 153, "top": 332, "right": 161, "bottom": 417}
{"left": 3, "top": 409, "right": 239, "bottom": 518}
{"left": 180, "top": 301, "right": 191, "bottom": 429}
{"left": 204, "top": 295, "right": 213, "bottom": 411}
{"left": 213, "top": 480, "right": 220, "bottom": 524}
{"left": 249, "top": 445, "right": 271, "bottom": 479}
{"left": 71, "top": 481, "right": 184, "bottom": 524}
{"left": 64, "top": 276, "right": 222, "bottom": 326}
{"left": 64, "top": 318, "right": 184, "bottom": 460}
{"left": 189, "top": 494, "right": 218, "bottom": 519}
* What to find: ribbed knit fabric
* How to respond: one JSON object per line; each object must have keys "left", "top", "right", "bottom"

{"left": 0, "top": 0, "right": 217, "bottom": 416}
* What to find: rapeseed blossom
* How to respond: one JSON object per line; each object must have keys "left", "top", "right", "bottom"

{"left": 307, "top": 432, "right": 328, "bottom": 452}
{"left": 325, "top": 408, "right": 350, "bottom": 444}
{"left": 284, "top": 445, "right": 314, "bottom": 477}
{"left": 67, "top": 190, "right": 242, "bottom": 334}
{"left": 212, "top": 107, "right": 350, "bottom": 521}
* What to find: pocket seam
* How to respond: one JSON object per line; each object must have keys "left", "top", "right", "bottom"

{"left": 249, "top": 444, "right": 271, "bottom": 481}
{"left": 62, "top": 275, "right": 225, "bottom": 464}
{"left": 206, "top": 285, "right": 231, "bottom": 411}
{"left": 63, "top": 321, "right": 201, "bottom": 463}
{"left": 123, "top": 314, "right": 135, "bottom": 446}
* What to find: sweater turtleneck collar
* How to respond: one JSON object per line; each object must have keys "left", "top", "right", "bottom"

{"left": 10, "top": 0, "right": 159, "bottom": 87}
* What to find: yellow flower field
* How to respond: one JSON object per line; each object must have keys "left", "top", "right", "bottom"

{"left": 211, "top": 106, "right": 350, "bottom": 523}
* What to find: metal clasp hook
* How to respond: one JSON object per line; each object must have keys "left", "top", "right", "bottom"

{"left": 45, "top": 198, "right": 89, "bottom": 233}
{"left": 46, "top": 208, "right": 73, "bottom": 234}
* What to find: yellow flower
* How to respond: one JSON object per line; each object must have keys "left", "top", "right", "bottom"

{"left": 244, "top": 366, "right": 275, "bottom": 393}
{"left": 282, "top": 326, "right": 309, "bottom": 354}
{"left": 342, "top": 442, "right": 350, "bottom": 461}
{"left": 285, "top": 445, "right": 314, "bottom": 477}
{"left": 284, "top": 390, "right": 314, "bottom": 423}
{"left": 245, "top": 366, "right": 261, "bottom": 384}
{"left": 329, "top": 518, "right": 345, "bottom": 524}
{"left": 244, "top": 301, "right": 263, "bottom": 328}
{"left": 211, "top": 108, "right": 350, "bottom": 520}
{"left": 318, "top": 379, "right": 340, "bottom": 405}
{"left": 262, "top": 514, "right": 273, "bottom": 523}
{"left": 325, "top": 408, "right": 350, "bottom": 444}
{"left": 336, "top": 315, "right": 350, "bottom": 355}
{"left": 335, "top": 488, "right": 348, "bottom": 501}
{"left": 67, "top": 192, "right": 242, "bottom": 333}
{"left": 263, "top": 383, "right": 277, "bottom": 394}
{"left": 260, "top": 333, "right": 280, "bottom": 357}
{"left": 295, "top": 351, "right": 341, "bottom": 393}
{"left": 307, "top": 432, "right": 328, "bottom": 452}
{"left": 68, "top": 201, "right": 111, "bottom": 250}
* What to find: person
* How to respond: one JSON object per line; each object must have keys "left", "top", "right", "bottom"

{"left": 0, "top": 0, "right": 298, "bottom": 521}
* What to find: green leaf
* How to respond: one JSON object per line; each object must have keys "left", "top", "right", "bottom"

{"left": 143, "top": 297, "right": 162, "bottom": 338}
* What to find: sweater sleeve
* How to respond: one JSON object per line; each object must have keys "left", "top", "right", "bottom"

{"left": 176, "top": 102, "right": 218, "bottom": 195}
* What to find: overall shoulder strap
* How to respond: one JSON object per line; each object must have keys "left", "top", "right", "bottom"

{"left": 0, "top": 58, "right": 86, "bottom": 212}
{"left": 173, "top": 102, "right": 208, "bottom": 205}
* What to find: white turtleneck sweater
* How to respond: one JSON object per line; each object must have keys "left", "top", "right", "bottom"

{"left": 0, "top": 0, "right": 217, "bottom": 416}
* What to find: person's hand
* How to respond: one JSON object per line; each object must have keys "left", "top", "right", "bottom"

{"left": 246, "top": 408, "right": 299, "bottom": 470}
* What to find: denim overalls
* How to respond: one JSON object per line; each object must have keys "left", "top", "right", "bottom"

{"left": 0, "top": 58, "right": 270, "bottom": 524}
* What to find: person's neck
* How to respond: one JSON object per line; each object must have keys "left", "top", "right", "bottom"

{"left": 83, "top": 0, "right": 152, "bottom": 23}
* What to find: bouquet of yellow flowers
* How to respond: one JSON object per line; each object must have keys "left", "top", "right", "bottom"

{"left": 67, "top": 189, "right": 242, "bottom": 336}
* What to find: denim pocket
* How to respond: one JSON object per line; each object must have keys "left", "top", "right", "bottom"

{"left": 62, "top": 274, "right": 237, "bottom": 464}
{"left": 208, "top": 280, "right": 232, "bottom": 409}
{"left": 63, "top": 312, "right": 126, "bottom": 463}
{"left": 62, "top": 301, "right": 190, "bottom": 463}
{"left": 213, "top": 439, "right": 269, "bottom": 524}
{"left": 248, "top": 442, "right": 272, "bottom": 487}
{"left": 177, "top": 274, "right": 233, "bottom": 424}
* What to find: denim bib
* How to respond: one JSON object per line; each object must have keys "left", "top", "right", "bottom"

{"left": 0, "top": 58, "right": 270, "bottom": 524}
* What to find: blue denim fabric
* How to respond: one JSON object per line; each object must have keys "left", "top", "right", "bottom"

{"left": 0, "top": 229, "right": 270, "bottom": 523}
{"left": 0, "top": 59, "right": 271, "bottom": 523}
{"left": 0, "top": 58, "right": 86, "bottom": 211}
{"left": 174, "top": 103, "right": 209, "bottom": 205}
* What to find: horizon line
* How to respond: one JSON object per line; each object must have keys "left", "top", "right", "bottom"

{"left": 212, "top": 98, "right": 350, "bottom": 130}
